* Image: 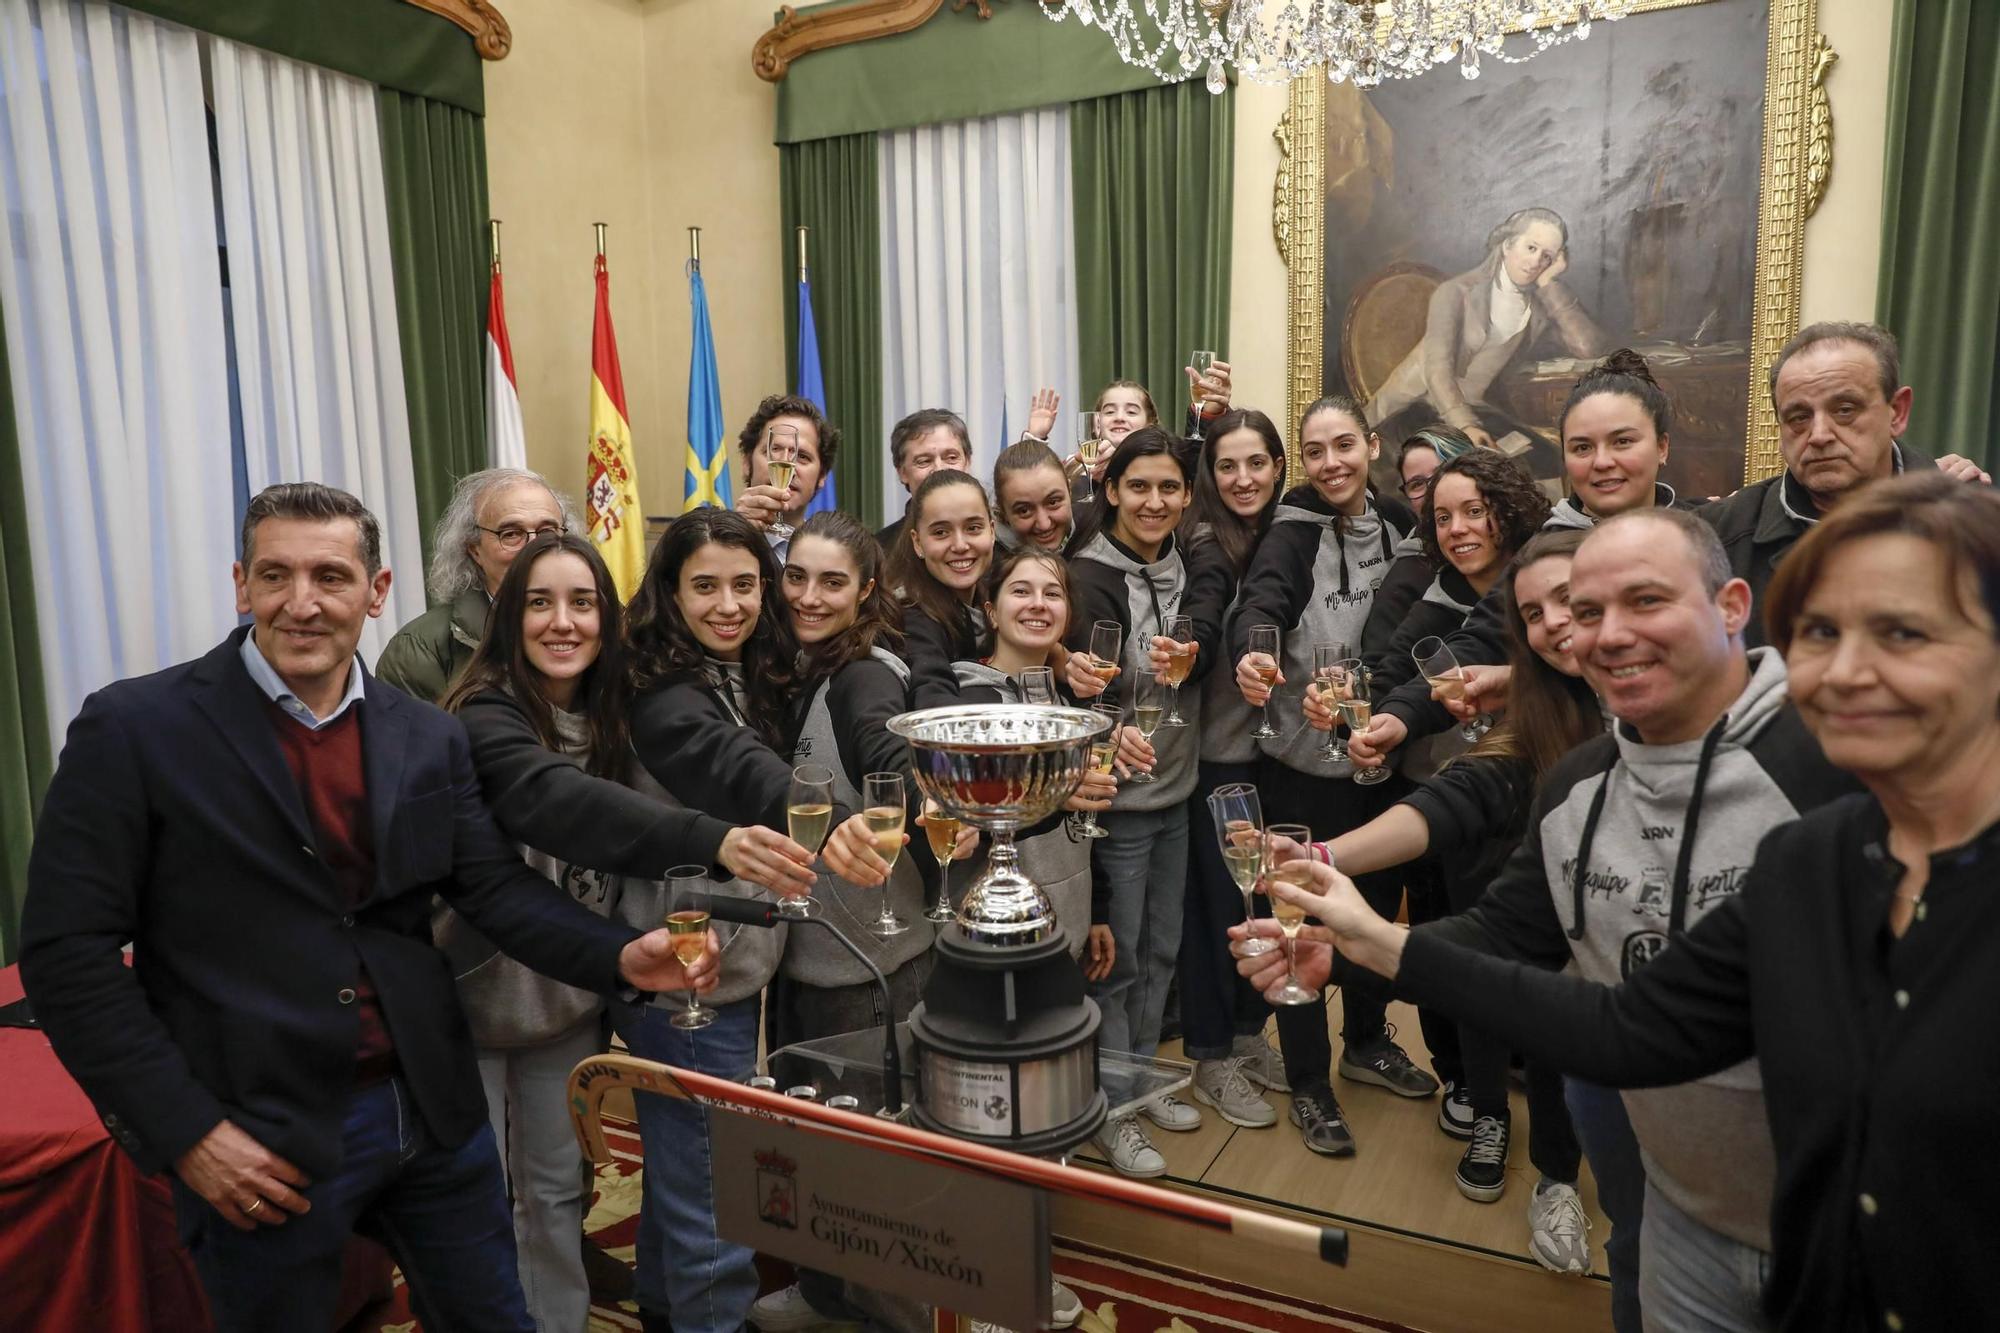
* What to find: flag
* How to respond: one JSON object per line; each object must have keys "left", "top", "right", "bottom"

{"left": 683, "top": 260, "right": 732, "bottom": 511}
{"left": 585, "top": 253, "right": 644, "bottom": 600}
{"left": 485, "top": 261, "right": 526, "bottom": 469}
{"left": 797, "top": 275, "right": 834, "bottom": 516}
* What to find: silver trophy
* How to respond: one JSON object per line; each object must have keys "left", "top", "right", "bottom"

{"left": 887, "top": 704, "right": 1109, "bottom": 945}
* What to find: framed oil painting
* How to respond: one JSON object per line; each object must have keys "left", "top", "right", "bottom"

{"left": 1278, "top": 0, "right": 1829, "bottom": 494}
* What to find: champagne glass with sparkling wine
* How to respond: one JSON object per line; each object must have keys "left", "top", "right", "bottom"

{"left": 665, "top": 866, "right": 716, "bottom": 1030}
{"left": 1088, "top": 620, "right": 1123, "bottom": 697}
{"left": 1343, "top": 669, "right": 1391, "bottom": 786}
{"left": 1247, "top": 625, "right": 1282, "bottom": 739}
{"left": 921, "top": 801, "right": 961, "bottom": 922}
{"left": 784, "top": 764, "right": 834, "bottom": 918}
{"left": 764, "top": 423, "right": 801, "bottom": 544}
{"left": 1263, "top": 825, "right": 1320, "bottom": 1005}
{"left": 1076, "top": 412, "right": 1102, "bottom": 502}
{"left": 1207, "top": 783, "right": 1274, "bottom": 957}
{"left": 1130, "top": 676, "right": 1163, "bottom": 784}
{"left": 1161, "top": 613, "right": 1195, "bottom": 727}
{"left": 1188, "top": 349, "right": 1216, "bottom": 436}
{"left": 1312, "top": 643, "right": 1350, "bottom": 762}
{"left": 1412, "top": 636, "right": 1490, "bottom": 742}
{"left": 1078, "top": 703, "right": 1120, "bottom": 839}
{"left": 861, "top": 772, "right": 909, "bottom": 938}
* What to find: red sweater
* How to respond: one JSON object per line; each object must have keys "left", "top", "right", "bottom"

{"left": 267, "top": 701, "right": 396, "bottom": 1079}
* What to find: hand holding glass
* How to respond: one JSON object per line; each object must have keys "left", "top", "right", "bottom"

{"left": 1412, "top": 636, "right": 1490, "bottom": 742}
{"left": 1247, "top": 625, "right": 1282, "bottom": 739}
{"left": 1161, "top": 614, "right": 1195, "bottom": 726}
{"left": 783, "top": 765, "right": 833, "bottom": 917}
{"left": 1262, "top": 825, "right": 1319, "bottom": 1004}
{"left": 860, "top": 773, "right": 909, "bottom": 938}
{"left": 665, "top": 866, "right": 716, "bottom": 1030}
{"left": 1208, "top": 783, "right": 1274, "bottom": 957}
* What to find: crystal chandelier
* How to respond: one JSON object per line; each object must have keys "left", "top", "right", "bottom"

{"left": 1039, "top": 0, "right": 1637, "bottom": 93}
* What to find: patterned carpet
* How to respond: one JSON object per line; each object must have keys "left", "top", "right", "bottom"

{"left": 360, "top": 1118, "right": 1412, "bottom": 1333}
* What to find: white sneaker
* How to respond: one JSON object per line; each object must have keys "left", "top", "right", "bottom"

{"left": 1528, "top": 1179, "right": 1592, "bottom": 1275}
{"left": 1231, "top": 1032, "right": 1291, "bottom": 1093}
{"left": 1093, "top": 1113, "right": 1166, "bottom": 1177}
{"left": 748, "top": 1282, "right": 832, "bottom": 1332}
{"left": 1051, "top": 1278, "right": 1083, "bottom": 1328}
{"left": 1192, "top": 1057, "right": 1277, "bottom": 1128}
{"left": 1141, "top": 1091, "right": 1202, "bottom": 1132}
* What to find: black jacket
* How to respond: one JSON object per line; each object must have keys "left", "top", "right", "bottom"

{"left": 1065, "top": 532, "right": 1231, "bottom": 695}
{"left": 1358, "top": 549, "right": 1436, "bottom": 680}
{"left": 631, "top": 671, "right": 848, "bottom": 830}
{"left": 457, "top": 688, "right": 733, "bottom": 877}
{"left": 1399, "top": 752, "right": 1536, "bottom": 900}
{"left": 1396, "top": 793, "right": 1996, "bottom": 1333}
{"left": 901, "top": 603, "right": 980, "bottom": 710}
{"left": 1366, "top": 564, "right": 1478, "bottom": 701}
{"left": 18, "top": 631, "right": 636, "bottom": 1178}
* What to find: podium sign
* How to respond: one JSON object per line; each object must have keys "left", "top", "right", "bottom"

{"left": 711, "top": 1109, "right": 1051, "bottom": 1328}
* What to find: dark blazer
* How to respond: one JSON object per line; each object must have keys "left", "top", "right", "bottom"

{"left": 19, "top": 629, "right": 639, "bottom": 1180}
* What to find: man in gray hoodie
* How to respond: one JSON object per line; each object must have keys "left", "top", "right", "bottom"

{"left": 1240, "top": 507, "right": 1858, "bottom": 1333}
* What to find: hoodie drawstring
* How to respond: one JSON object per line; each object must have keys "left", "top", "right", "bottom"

{"left": 1668, "top": 715, "right": 1731, "bottom": 937}
{"left": 1567, "top": 771, "right": 1615, "bottom": 941}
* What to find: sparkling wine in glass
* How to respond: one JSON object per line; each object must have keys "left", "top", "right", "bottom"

{"left": 1020, "top": 665, "right": 1057, "bottom": 706}
{"left": 922, "top": 804, "right": 961, "bottom": 921}
{"left": 1129, "top": 677, "right": 1163, "bottom": 783}
{"left": 1076, "top": 412, "right": 1101, "bottom": 502}
{"left": 1207, "top": 783, "right": 1274, "bottom": 957}
{"left": 1247, "top": 625, "right": 1282, "bottom": 739}
{"left": 1088, "top": 620, "right": 1123, "bottom": 698}
{"left": 1161, "top": 613, "right": 1194, "bottom": 727}
{"left": 1079, "top": 704, "right": 1119, "bottom": 839}
{"left": 1188, "top": 349, "right": 1216, "bottom": 420}
{"left": 1412, "top": 635, "right": 1489, "bottom": 743}
{"left": 1263, "top": 827, "right": 1319, "bottom": 1005}
{"left": 764, "top": 423, "right": 801, "bottom": 543}
{"left": 861, "top": 772, "right": 908, "bottom": 938}
{"left": 1312, "top": 643, "right": 1350, "bottom": 762}
{"left": 784, "top": 764, "right": 834, "bottom": 918}
{"left": 1342, "top": 674, "right": 1392, "bottom": 786}
{"left": 666, "top": 866, "right": 716, "bottom": 1029}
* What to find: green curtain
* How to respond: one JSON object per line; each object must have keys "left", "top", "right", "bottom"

{"left": 0, "top": 302, "right": 54, "bottom": 965}
{"left": 782, "top": 134, "right": 885, "bottom": 529}
{"left": 119, "top": 0, "right": 482, "bottom": 112}
{"left": 1877, "top": 0, "right": 2000, "bottom": 471}
{"left": 378, "top": 90, "right": 492, "bottom": 589}
{"left": 1071, "top": 81, "right": 1235, "bottom": 430}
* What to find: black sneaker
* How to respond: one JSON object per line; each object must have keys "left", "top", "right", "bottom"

{"left": 1455, "top": 1113, "right": 1510, "bottom": 1202}
{"left": 1288, "top": 1086, "right": 1357, "bottom": 1157}
{"left": 1437, "top": 1079, "right": 1475, "bottom": 1140}
{"left": 1338, "top": 1033, "right": 1441, "bottom": 1099}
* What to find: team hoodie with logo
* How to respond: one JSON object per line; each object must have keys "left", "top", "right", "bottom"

{"left": 1406, "top": 649, "right": 1859, "bottom": 1249}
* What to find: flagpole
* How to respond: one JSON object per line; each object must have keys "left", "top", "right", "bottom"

{"left": 490, "top": 219, "right": 502, "bottom": 273}
{"left": 688, "top": 226, "right": 701, "bottom": 271}
{"left": 796, "top": 225, "right": 809, "bottom": 284}
{"left": 595, "top": 221, "right": 608, "bottom": 259}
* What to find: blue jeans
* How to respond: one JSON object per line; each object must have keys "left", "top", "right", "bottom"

{"left": 1566, "top": 1077, "right": 1646, "bottom": 1333}
{"left": 1639, "top": 1180, "right": 1772, "bottom": 1333}
{"left": 172, "top": 1075, "right": 530, "bottom": 1333}
{"left": 613, "top": 994, "right": 762, "bottom": 1333}
{"left": 1088, "top": 804, "right": 1189, "bottom": 1087}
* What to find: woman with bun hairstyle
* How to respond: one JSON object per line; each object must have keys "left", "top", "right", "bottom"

{"left": 887, "top": 468, "right": 996, "bottom": 709}
{"left": 993, "top": 438, "right": 1077, "bottom": 555}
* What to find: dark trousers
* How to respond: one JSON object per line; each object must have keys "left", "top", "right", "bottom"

{"left": 173, "top": 1075, "right": 530, "bottom": 1333}
{"left": 1567, "top": 1077, "right": 1646, "bottom": 1333}
{"left": 1259, "top": 761, "right": 1407, "bottom": 1092}
{"left": 1180, "top": 760, "right": 1278, "bottom": 1061}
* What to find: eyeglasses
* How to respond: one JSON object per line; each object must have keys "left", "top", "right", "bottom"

{"left": 1400, "top": 474, "right": 1434, "bottom": 500}
{"left": 476, "top": 522, "right": 566, "bottom": 550}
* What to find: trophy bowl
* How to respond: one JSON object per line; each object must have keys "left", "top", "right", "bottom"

{"left": 887, "top": 704, "right": 1110, "bottom": 944}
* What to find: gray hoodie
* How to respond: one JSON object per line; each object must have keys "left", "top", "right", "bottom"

{"left": 1071, "top": 532, "right": 1201, "bottom": 809}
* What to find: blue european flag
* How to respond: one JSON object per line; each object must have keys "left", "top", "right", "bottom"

{"left": 797, "top": 276, "right": 834, "bottom": 516}
{"left": 683, "top": 262, "right": 732, "bottom": 509}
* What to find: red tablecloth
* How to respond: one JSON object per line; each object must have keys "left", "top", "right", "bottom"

{"left": 0, "top": 963, "right": 210, "bottom": 1331}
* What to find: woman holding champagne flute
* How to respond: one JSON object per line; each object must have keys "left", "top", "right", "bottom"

{"left": 624, "top": 509, "right": 888, "bottom": 1333}
{"left": 887, "top": 469, "right": 997, "bottom": 709}
{"left": 1227, "top": 395, "right": 1433, "bottom": 1159}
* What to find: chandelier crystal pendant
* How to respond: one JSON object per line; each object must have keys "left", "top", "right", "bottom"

{"left": 1039, "top": 0, "right": 1636, "bottom": 92}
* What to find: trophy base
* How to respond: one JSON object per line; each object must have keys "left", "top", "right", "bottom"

{"left": 957, "top": 862, "right": 1058, "bottom": 946}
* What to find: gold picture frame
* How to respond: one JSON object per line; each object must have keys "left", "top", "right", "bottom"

{"left": 1277, "top": 0, "right": 1825, "bottom": 485}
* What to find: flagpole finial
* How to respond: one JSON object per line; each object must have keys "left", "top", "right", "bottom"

{"left": 688, "top": 227, "right": 702, "bottom": 266}
{"left": 594, "top": 222, "right": 608, "bottom": 259}
{"left": 490, "top": 219, "right": 502, "bottom": 271}
{"left": 796, "top": 225, "right": 809, "bottom": 283}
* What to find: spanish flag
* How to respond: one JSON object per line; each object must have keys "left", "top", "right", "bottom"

{"left": 585, "top": 252, "right": 644, "bottom": 600}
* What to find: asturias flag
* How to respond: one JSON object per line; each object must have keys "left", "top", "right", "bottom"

{"left": 797, "top": 275, "right": 833, "bottom": 516}
{"left": 486, "top": 260, "right": 526, "bottom": 469}
{"left": 585, "top": 254, "right": 644, "bottom": 600}
{"left": 683, "top": 261, "right": 731, "bottom": 511}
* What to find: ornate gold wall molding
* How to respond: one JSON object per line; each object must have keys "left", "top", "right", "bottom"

{"left": 754, "top": 0, "right": 1001, "bottom": 83}
{"left": 1804, "top": 32, "right": 1837, "bottom": 219}
{"left": 1279, "top": 0, "right": 1823, "bottom": 486}
{"left": 401, "top": 0, "right": 512, "bottom": 60}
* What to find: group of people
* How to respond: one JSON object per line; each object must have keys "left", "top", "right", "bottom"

{"left": 17, "top": 319, "right": 1993, "bottom": 1333}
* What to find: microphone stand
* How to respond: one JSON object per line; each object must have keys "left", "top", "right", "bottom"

{"left": 699, "top": 894, "right": 905, "bottom": 1116}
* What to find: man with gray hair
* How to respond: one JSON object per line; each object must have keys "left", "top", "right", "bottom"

{"left": 376, "top": 468, "right": 574, "bottom": 701}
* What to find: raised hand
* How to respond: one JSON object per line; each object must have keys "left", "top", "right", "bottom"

{"left": 1026, "top": 387, "right": 1060, "bottom": 441}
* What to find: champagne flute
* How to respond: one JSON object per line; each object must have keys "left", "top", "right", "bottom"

{"left": 665, "top": 866, "right": 716, "bottom": 1030}
{"left": 1263, "top": 825, "right": 1319, "bottom": 1005}
{"left": 1130, "top": 676, "right": 1163, "bottom": 784}
{"left": 783, "top": 764, "right": 833, "bottom": 918}
{"left": 1207, "top": 783, "right": 1274, "bottom": 957}
{"left": 921, "top": 801, "right": 960, "bottom": 922}
{"left": 1412, "top": 635, "right": 1490, "bottom": 742}
{"left": 1343, "top": 669, "right": 1392, "bottom": 786}
{"left": 861, "top": 772, "right": 909, "bottom": 938}
{"left": 1161, "top": 613, "right": 1195, "bottom": 727}
{"left": 1311, "top": 642, "right": 1350, "bottom": 762}
{"left": 1088, "top": 621, "right": 1123, "bottom": 698}
{"left": 1020, "top": 665, "right": 1057, "bottom": 705}
{"left": 765, "top": 423, "right": 801, "bottom": 543}
{"left": 1188, "top": 349, "right": 1217, "bottom": 433}
{"left": 1247, "top": 625, "right": 1282, "bottom": 739}
{"left": 1079, "top": 704, "right": 1119, "bottom": 839}
{"left": 1075, "top": 411, "right": 1101, "bottom": 502}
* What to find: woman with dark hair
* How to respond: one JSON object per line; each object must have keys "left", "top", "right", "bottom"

{"left": 621, "top": 508, "right": 887, "bottom": 1333}
{"left": 1226, "top": 394, "right": 1431, "bottom": 1158}
{"left": 993, "top": 438, "right": 1077, "bottom": 554}
{"left": 1365, "top": 426, "right": 1477, "bottom": 654}
{"left": 887, "top": 468, "right": 997, "bottom": 709}
{"left": 1262, "top": 470, "right": 2000, "bottom": 1333}
{"left": 1062, "top": 426, "right": 1230, "bottom": 1176}
{"left": 438, "top": 533, "right": 747, "bottom": 1333}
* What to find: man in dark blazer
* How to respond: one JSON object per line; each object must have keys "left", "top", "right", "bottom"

{"left": 19, "top": 482, "right": 716, "bottom": 1332}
